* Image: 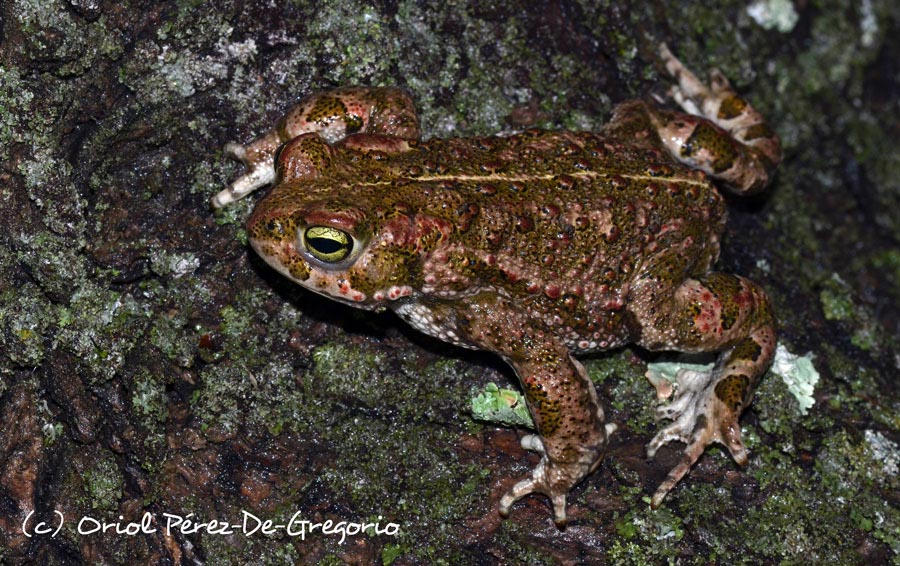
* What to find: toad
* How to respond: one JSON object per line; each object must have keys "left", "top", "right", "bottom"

{"left": 213, "top": 44, "right": 780, "bottom": 527}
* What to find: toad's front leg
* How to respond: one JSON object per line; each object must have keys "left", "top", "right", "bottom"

{"left": 454, "top": 295, "right": 614, "bottom": 528}
{"left": 212, "top": 86, "right": 420, "bottom": 207}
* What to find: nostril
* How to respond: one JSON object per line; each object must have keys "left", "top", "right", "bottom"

{"left": 265, "top": 219, "right": 285, "bottom": 236}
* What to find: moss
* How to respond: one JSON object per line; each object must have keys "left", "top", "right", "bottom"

{"left": 191, "top": 330, "right": 496, "bottom": 563}
{"left": 132, "top": 372, "right": 169, "bottom": 424}
{"left": 623, "top": 426, "right": 900, "bottom": 563}
{"left": 195, "top": 358, "right": 292, "bottom": 435}
{"left": 11, "top": 0, "right": 124, "bottom": 76}
{"left": 606, "top": 495, "right": 689, "bottom": 564}
{"left": 318, "top": 421, "right": 488, "bottom": 536}
{"left": 820, "top": 274, "right": 856, "bottom": 321}
{"left": 201, "top": 535, "right": 302, "bottom": 565}
{"left": 149, "top": 312, "right": 196, "bottom": 367}
{"left": 83, "top": 454, "right": 124, "bottom": 511}
{"left": 1, "top": 283, "right": 51, "bottom": 367}
{"left": 589, "top": 351, "right": 664, "bottom": 434}
{"left": 602, "top": 336, "right": 896, "bottom": 563}
{"left": 817, "top": 343, "right": 900, "bottom": 430}
{"left": 754, "top": 364, "right": 824, "bottom": 443}
{"left": 816, "top": 273, "right": 887, "bottom": 353}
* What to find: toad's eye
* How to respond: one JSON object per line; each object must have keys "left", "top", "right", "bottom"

{"left": 304, "top": 226, "right": 352, "bottom": 263}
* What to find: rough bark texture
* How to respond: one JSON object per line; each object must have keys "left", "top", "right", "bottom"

{"left": 1, "top": 0, "right": 898, "bottom": 564}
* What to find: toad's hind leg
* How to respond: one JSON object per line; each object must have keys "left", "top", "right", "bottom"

{"left": 634, "top": 273, "right": 776, "bottom": 507}
{"left": 647, "top": 44, "right": 781, "bottom": 195}
{"left": 213, "top": 87, "right": 420, "bottom": 207}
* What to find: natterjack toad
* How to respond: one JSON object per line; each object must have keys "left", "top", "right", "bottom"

{"left": 213, "top": 45, "right": 780, "bottom": 527}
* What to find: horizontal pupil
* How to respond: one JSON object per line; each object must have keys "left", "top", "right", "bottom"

{"left": 310, "top": 237, "right": 345, "bottom": 254}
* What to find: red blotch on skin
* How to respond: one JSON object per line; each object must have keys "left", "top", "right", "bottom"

{"left": 381, "top": 214, "right": 453, "bottom": 252}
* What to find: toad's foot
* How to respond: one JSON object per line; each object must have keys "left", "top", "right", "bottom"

{"left": 659, "top": 43, "right": 772, "bottom": 149}
{"left": 634, "top": 273, "right": 775, "bottom": 507}
{"left": 653, "top": 43, "right": 781, "bottom": 194}
{"left": 499, "top": 427, "right": 615, "bottom": 528}
{"left": 211, "top": 142, "right": 277, "bottom": 208}
{"left": 645, "top": 365, "right": 747, "bottom": 508}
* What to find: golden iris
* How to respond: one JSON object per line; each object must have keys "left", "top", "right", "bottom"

{"left": 304, "top": 226, "right": 352, "bottom": 262}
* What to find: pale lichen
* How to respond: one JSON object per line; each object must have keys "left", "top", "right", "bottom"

{"left": 770, "top": 344, "right": 820, "bottom": 416}
{"left": 746, "top": 0, "right": 800, "bottom": 33}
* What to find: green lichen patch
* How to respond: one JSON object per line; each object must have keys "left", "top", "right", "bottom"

{"left": 606, "top": 490, "right": 688, "bottom": 563}
{"left": 470, "top": 382, "right": 534, "bottom": 428}
{"left": 131, "top": 371, "right": 170, "bottom": 425}
{"left": 11, "top": 0, "right": 124, "bottom": 76}
{"left": 1, "top": 283, "right": 52, "bottom": 367}
{"left": 194, "top": 357, "right": 303, "bottom": 436}
{"left": 820, "top": 273, "right": 855, "bottom": 322}
{"left": 82, "top": 453, "right": 125, "bottom": 512}
{"left": 863, "top": 429, "right": 900, "bottom": 482}
{"left": 57, "top": 285, "right": 149, "bottom": 384}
